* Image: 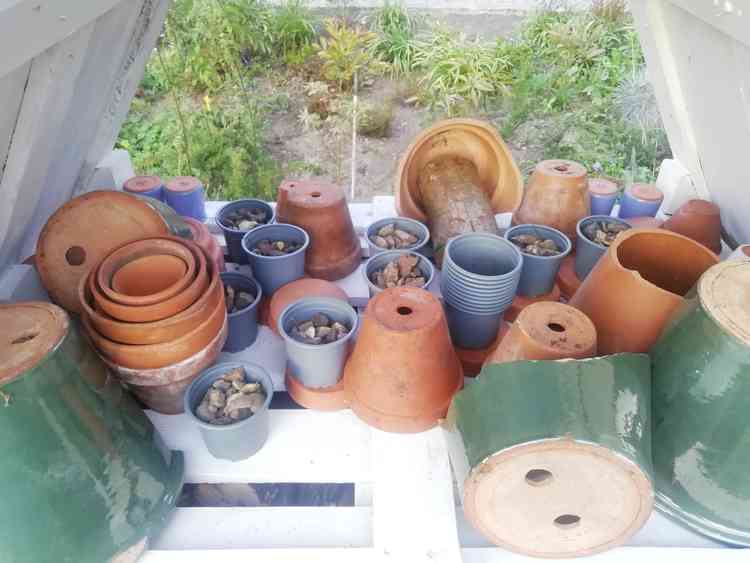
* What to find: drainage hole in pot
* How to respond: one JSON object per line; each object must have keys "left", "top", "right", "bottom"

{"left": 310, "top": 191, "right": 322, "bottom": 198}
{"left": 547, "top": 323, "right": 566, "bottom": 333}
{"left": 11, "top": 332, "right": 38, "bottom": 345}
{"left": 397, "top": 306, "right": 413, "bottom": 316}
{"left": 554, "top": 514, "right": 581, "bottom": 529}
{"left": 554, "top": 164, "right": 570, "bottom": 173}
{"left": 65, "top": 246, "right": 86, "bottom": 266}
{"left": 525, "top": 468, "right": 553, "bottom": 486}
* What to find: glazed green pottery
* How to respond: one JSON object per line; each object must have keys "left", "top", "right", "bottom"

{"left": 0, "top": 302, "right": 184, "bottom": 563}
{"left": 444, "top": 354, "right": 654, "bottom": 558}
{"left": 651, "top": 259, "right": 750, "bottom": 545}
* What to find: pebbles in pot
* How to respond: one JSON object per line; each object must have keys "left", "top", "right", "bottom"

{"left": 195, "top": 367, "right": 267, "bottom": 425}
{"left": 220, "top": 207, "right": 269, "bottom": 231}
{"left": 370, "top": 254, "right": 426, "bottom": 289}
{"left": 291, "top": 312, "right": 351, "bottom": 345}
{"left": 582, "top": 220, "right": 629, "bottom": 247}
{"left": 510, "top": 234, "right": 561, "bottom": 256}
{"left": 370, "top": 223, "right": 419, "bottom": 250}
{"left": 251, "top": 239, "right": 303, "bottom": 257}
{"left": 223, "top": 282, "right": 256, "bottom": 314}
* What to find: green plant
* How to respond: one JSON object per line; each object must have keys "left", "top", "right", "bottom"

{"left": 317, "top": 18, "right": 381, "bottom": 90}
{"left": 271, "top": 1, "right": 316, "bottom": 58}
{"left": 370, "top": 2, "right": 418, "bottom": 75}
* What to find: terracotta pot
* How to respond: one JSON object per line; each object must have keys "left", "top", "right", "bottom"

{"left": 395, "top": 119, "right": 523, "bottom": 222}
{"left": 485, "top": 302, "right": 597, "bottom": 366}
{"left": 285, "top": 369, "right": 350, "bottom": 411}
{"left": 503, "top": 284, "right": 561, "bottom": 322}
{"left": 79, "top": 257, "right": 222, "bottom": 346}
{"left": 624, "top": 216, "right": 664, "bottom": 229}
{"left": 90, "top": 240, "right": 208, "bottom": 323}
{"left": 97, "top": 237, "right": 196, "bottom": 306}
{"left": 569, "top": 228, "right": 718, "bottom": 354}
{"left": 555, "top": 254, "right": 581, "bottom": 300}
{"left": 662, "top": 198, "right": 722, "bottom": 254}
{"left": 184, "top": 217, "right": 225, "bottom": 273}
{"left": 455, "top": 321, "right": 510, "bottom": 377}
{"left": 82, "top": 280, "right": 226, "bottom": 370}
{"left": 268, "top": 278, "right": 348, "bottom": 335}
{"left": 276, "top": 180, "right": 361, "bottom": 281}
{"left": 344, "top": 287, "right": 463, "bottom": 433}
{"left": 36, "top": 191, "right": 171, "bottom": 313}
{"left": 512, "top": 160, "right": 590, "bottom": 240}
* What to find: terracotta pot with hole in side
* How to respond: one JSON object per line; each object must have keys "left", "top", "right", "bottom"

{"left": 485, "top": 301, "right": 597, "bottom": 367}
{"left": 512, "top": 160, "right": 590, "bottom": 240}
{"left": 504, "top": 284, "right": 561, "bottom": 323}
{"left": 184, "top": 217, "right": 225, "bottom": 273}
{"left": 344, "top": 287, "right": 463, "bottom": 433}
{"left": 269, "top": 278, "right": 349, "bottom": 335}
{"left": 569, "top": 228, "right": 718, "bottom": 354}
{"left": 455, "top": 321, "right": 510, "bottom": 377}
{"left": 276, "top": 180, "right": 361, "bottom": 281}
{"left": 662, "top": 199, "right": 722, "bottom": 254}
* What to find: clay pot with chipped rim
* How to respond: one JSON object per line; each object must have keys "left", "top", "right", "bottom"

{"left": 662, "top": 199, "right": 722, "bottom": 254}
{"left": 512, "top": 160, "right": 591, "bottom": 240}
{"left": 395, "top": 119, "right": 523, "bottom": 222}
{"left": 485, "top": 301, "right": 597, "bottom": 367}
{"left": 276, "top": 180, "right": 361, "bottom": 281}
{"left": 569, "top": 228, "right": 718, "bottom": 354}
{"left": 96, "top": 237, "right": 196, "bottom": 306}
{"left": 184, "top": 217, "right": 226, "bottom": 273}
{"left": 90, "top": 238, "right": 208, "bottom": 323}
{"left": 269, "top": 278, "right": 349, "bottom": 335}
{"left": 344, "top": 287, "right": 463, "bottom": 433}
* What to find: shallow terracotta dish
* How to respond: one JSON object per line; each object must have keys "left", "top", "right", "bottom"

{"left": 268, "top": 278, "right": 349, "bottom": 335}
{"left": 285, "top": 368, "right": 350, "bottom": 411}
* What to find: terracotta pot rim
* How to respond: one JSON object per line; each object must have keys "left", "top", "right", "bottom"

{"left": 240, "top": 223, "right": 310, "bottom": 261}
{"left": 216, "top": 199, "right": 275, "bottom": 234}
{"left": 124, "top": 175, "right": 163, "bottom": 193}
{"left": 220, "top": 272, "right": 263, "bottom": 318}
{"left": 166, "top": 176, "right": 202, "bottom": 194}
{"left": 505, "top": 224, "right": 573, "bottom": 260}
{"left": 588, "top": 177, "right": 619, "bottom": 196}
{"left": 628, "top": 183, "right": 663, "bottom": 202}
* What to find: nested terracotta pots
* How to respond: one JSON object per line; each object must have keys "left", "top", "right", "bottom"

{"left": 512, "top": 160, "right": 590, "bottom": 240}
{"left": 485, "top": 301, "right": 597, "bottom": 366}
{"left": 662, "top": 198, "right": 722, "bottom": 254}
{"left": 269, "top": 278, "right": 349, "bottom": 335}
{"left": 184, "top": 217, "right": 225, "bottom": 273}
{"left": 276, "top": 180, "right": 361, "bottom": 281}
{"left": 569, "top": 228, "right": 718, "bottom": 354}
{"left": 344, "top": 287, "right": 463, "bottom": 433}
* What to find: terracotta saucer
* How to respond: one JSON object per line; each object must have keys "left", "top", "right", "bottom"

{"left": 285, "top": 369, "right": 350, "bottom": 411}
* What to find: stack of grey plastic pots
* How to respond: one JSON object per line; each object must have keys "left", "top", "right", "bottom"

{"left": 441, "top": 233, "right": 523, "bottom": 349}
{"left": 505, "top": 224, "right": 571, "bottom": 297}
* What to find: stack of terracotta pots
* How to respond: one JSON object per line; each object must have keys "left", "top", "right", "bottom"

{"left": 78, "top": 236, "right": 227, "bottom": 414}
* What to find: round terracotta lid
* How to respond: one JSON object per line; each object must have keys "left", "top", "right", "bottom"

{"left": 588, "top": 178, "right": 618, "bottom": 196}
{"left": 537, "top": 159, "right": 587, "bottom": 179}
{"left": 370, "top": 287, "right": 442, "bottom": 332}
{"left": 166, "top": 176, "right": 203, "bottom": 193}
{"left": 515, "top": 301, "right": 597, "bottom": 357}
{"left": 0, "top": 302, "right": 69, "bottom": 385}
{"left": 123, "top": 175, "right": 162, "bottom": 193}
{"left": 628, "top": 183, "right": 663, "bottom": 202}
{"left": 699, "top": 260, "right": 750, "bottom": 346}
{"left": 35, "top": 191, "right": 170, "bottom": 313}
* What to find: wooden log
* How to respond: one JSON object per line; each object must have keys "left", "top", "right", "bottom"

{"left": 418, "top": 156, "right": 499, "bottom": 266}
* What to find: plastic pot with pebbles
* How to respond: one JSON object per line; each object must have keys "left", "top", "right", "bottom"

{"left": 217, "top": 199, "right": 274, "bottom": 264}
{"left": 221, "top": 272, "right": 262, "bottom": 353}
{"left": 505, "top": 224, "right": 571, "bottom": 298}
{"left": 242, "top": 223, "right": 309, "bottom": 296}
{"left": 366, "top": 217, "right": 430, "bottom": 256}
{"left": 574, "top": 216, "right": 631, "bottom": 280}
{"left": 364, "top": 250, "right": 435, "bottom": 297}
{"left": 185, "top": 362, "right": 273, "bottom": 461}
{"left": 445, "top": 354, "right": 653, "bottom": 558}
{"left": 268, "top": 279, "right": 349, "bottom": 336}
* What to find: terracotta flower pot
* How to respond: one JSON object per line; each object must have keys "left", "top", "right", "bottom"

{"left": 268, "top": 278, "right": 349, "bottom": 335}
{"left": 344, "top": 287, "right": 463, "bottom": 433}
{"left": 455, "top": 321, "right": 510, "bottom": 377}
{"left": 184, "top": 217, "right": 225, "bottom": 273}
{"left": 662, "top": 198, "right": 722, "bottom": 254}
{"left": 97, "top": 237, "right": 196, "bottom": 306}
{"left": 512, "top": 160, "right": 590, "bottom": 240}
{"left": 485, "top": 302, "right": 597, "bottom": 366}
{"left": 503, "top": 284, "right": 561, "bottom": 322}
{"left": 569, "top": 228, "right": 718, "bottom": 354}
{"left": 624, "top": 216, "right": 664, "bottom": 229}
{"left": 555, "top": 254, "right": 581, "bottom": 300}
{"left": 285, "top": 368, "right": 350, "bottom": 412}
{"left": 395, "top": 119, "right": 523, "bottom": 222}
{"left": 276, "top": 180, "right": 361, "bottom": 281}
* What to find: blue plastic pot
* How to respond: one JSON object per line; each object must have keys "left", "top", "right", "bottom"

{"left": 220, "top": 272, "right": 262, "bottom": 353}
{"left": 242, "top": 224, "right": 309, "bottom": 296}
{"left": 575, "top": 215, "right": 631, "bottom": 280}
{"left": 618, "top": 183, "right": 664, "bottom": 219}
{"left": 165, "top": 176, "right": 206, "bottom": 220}
{"left": 505, "top": 224, "right": 571, "bottom": 297}
{"left": 218, "top": 199, "right": 275, "bottom": 265}
{"left": 123, "top": 175, "right": 164, "bottom": 201}
{"left": 444, "top": 302, "right": 503, "bottom": 350}
{"left": 366, "top": 217, "right": 430, "bottom": 257}
{"left": 363, "top": 250, "right": 435, "bottom": 297}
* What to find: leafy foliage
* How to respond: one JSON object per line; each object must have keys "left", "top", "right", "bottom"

{"left": 317, "top": 18, "right": 381, "bottom": 90}
{"left": 370, "top": 2, "right": 418, "bottom": 75}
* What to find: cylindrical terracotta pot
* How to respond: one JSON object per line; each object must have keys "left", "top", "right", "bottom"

{"left": 512, "top": 160, "right": 590, "bottom": 240}
{"left": 505, "top": 224, "right": 571, "bottom": 297}
{"left": 569, "top": 228, "right": 718, "bottom": 354}
{"left": 455, "top": 321, "right": 510, "bottom": 377}
{"left": 485, "top": 301, "right": 597, "bottom": 366}
{"left": 503, "top": 284, "right": 561, "bottom": 323}
{"left": 445, "top": 354, "right": 653, "bottom": 558}
{"left": 363, "top": 249, "right": 435, "bottom": 297}
{"left": 217, "top": 199, "right": 275, "bottom": 265}
{"left": 165, "top": 176, "right": 206, "bottom": 220}
{"left": 662, "top": 198, "right": 722, "bottom": 254}
{"left": 241, "top": 223, "right": 310, "bottom": 296}
{"left": 123, "top": 175, "right": 164, "bottom": 201}
{"left": 395, "top": 119, "right": 523, "bottom": 222}
{"left": 184, "top": 217, "right": 225, "bottom": 273}
{"left": 728, "top": 244, "right": 750, "bottom": 260}
{"left": 588, "top": 177, "right": 618, "bottom": 216}
{"left": 268, "top": 278, "right": 349, "bottom": 335}
{"left": 651, "top": 260, "right": 750, "bottom": 545}
{"left": 344, "top": 287, "right": 463, "bottom": 433}
{"left": 366, "top": 216, "right": 430, "bottom": 257}
{"left": 618, "top": 183, "right": 663, "bottom": 219}
{"left": 276, "top": 180, "right": 361, "bottom": 281}
{"left": 555, "top": 254, "right": 581, "bottom": 300}
{"left": 0, "top": 302, "right": 184, "bottom": 562}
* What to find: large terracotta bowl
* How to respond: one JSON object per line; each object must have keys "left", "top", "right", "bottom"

{"left": 395, "top": 119, "right": 523, "bottom": 223}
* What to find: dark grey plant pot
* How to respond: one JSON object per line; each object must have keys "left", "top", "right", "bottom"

{"left": 363, "top": 250, "right": 435, "bottom": 297}
{"left": 278, "top": 297, "right": 359, "bottom": 389}
{"left": 575, "top": 215, "right": 631, "bottom": 280}
{"left": 241, "top": 223, "right": 309, "bottom": 296}
{"left": 220, "top": 272, "right": 262, "bottom": 353}
{"left": 366, "top": 217, "right": 430, "bottom": 257}
{"left": 184, "top": 362, "right": 274, "bottom": 462}
{"left": 444, "top": 302, "right": 503, "bottom": 350}
{"left": 217, "top": 199, "right": 275, "bottom": 265}
{"left": 505, "top": 224, "right": 571, "bottom": 297}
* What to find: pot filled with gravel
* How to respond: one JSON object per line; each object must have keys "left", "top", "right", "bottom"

{"left": 366, "top": 217, "right": 430, "bottom": 257}
{"left": 241, "top": 223, "right": 309, "bottom": 296}
{"left": 505, "top": 224, "right": 571, "bottom": 297}
{"left": 220, "top": 272, "right": 262, "bottom": 353}
{"left": 575, "top": 216, "right": 631, "bottom": 279}
{"left": 363, "top": 250, "right": 435, "bottom": 297}
{"left": 217, "top": 199, "right": 274, "bottom": 264}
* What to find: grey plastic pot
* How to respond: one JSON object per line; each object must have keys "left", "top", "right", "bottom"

{"left": 443, "top": 233, "right": 523, "bottom": 283}
{"left": 574, "top": 215, "right": 631, "bottom": 280}
{"left": 363, "top": 250, "right": 435, "bottom": 297}
{"left": 444, "top": 302, "right": 504, "bottom": 350}
{"left": 217, "top": 199, "right": 275, "bottom": 265}
{"left": 241, "top": 224, "right": 309, "bottom": 296}
{"left": 366, "top": 217, "right": 430, "bottom": 257}
{"left": 279, "top": 297, "right": 359, "bottom": 389}
{"left": 184, "top": 361, "right": 273, "bottom": 461}
{"left": 220, "top": 272, "right": 262, "bottom": 353}
{"left": 505, "top": 224, "right": 571, "bottom": 297}
{"left": 440, "top": 286, "right": 510, "bottom": 314}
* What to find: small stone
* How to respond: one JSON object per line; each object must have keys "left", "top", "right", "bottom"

{"left": 229, "top": 408, "right": 252, "bottom": 420}
{"left": 234, "top": 291, "right": 253, "bottom": 311}
{"left": 212, "top": 379, "right": 231, "bottom": 391}
{"left": 317, "top": 325, "right": 333, "bottom": 339}
{"left": 224, "top": 368, "right": 245, "bottom": 382}
{"left": 196, "top": 401, "right": 214, "bottom": 422}
{"left": 207, "top": 389, "right": 226, "bottom": 408}
{"left": 209, "top": 417, "right": 234, "bottom": 426}
{"left": 232, "top": 379, "right": 245, "bottom": 391}
{"left": 238, "top": 220, "right": 258, "bottom": 231}
{"left": 378, "top": 223, "right": 395, "bottom": 237}
{"left": 394, "top": 229, "right": 418, "bottom": 245}
{"left": 383, "top": 261, "right": 400, "bottom": 286}
{"left": 241, "top": 383, "right": 261, "bottom": 394}
{"left": 311, "top": 313, "right": 330, "bottom": 327}
{"left": 303, "top": 325, "right": 316, "bottom": 339}
{"left": 405, "top": 276, "right": 426, "bottom": 287}
{"left": 372, "top": 235, "right": 388, "bottom": 249}
{"left": 398, "top": 254, "right": 419, "bottom": 277}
